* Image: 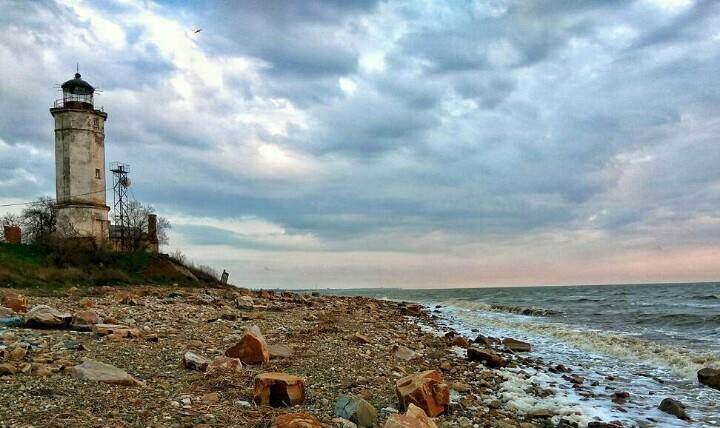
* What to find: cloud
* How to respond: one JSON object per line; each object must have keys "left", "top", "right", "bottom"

{"left": 2, "top": 0, "right": 720, "bottom": 287}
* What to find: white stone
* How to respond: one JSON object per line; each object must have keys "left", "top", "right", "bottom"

{"left": 70, "top": 359, "right": 142, "bottom": 386}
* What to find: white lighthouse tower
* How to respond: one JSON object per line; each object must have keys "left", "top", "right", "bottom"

{"left": 50, "top": 72, "right": 110, "bottom": 242}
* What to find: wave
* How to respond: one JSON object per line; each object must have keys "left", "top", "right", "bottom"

{"left": 633, "top": 312, "right": 720, "bottom": 328}
{"left": 572, "top": 297, "right": 604, "bottom": 302}
{"left": 694, "top": 294, "right": 720, "bottom": 300}
{"left": 447, "top": 309, "right": 720, "bottom": 379}
{"left": 435, "top": 298, "right": 562, "bottom": 317}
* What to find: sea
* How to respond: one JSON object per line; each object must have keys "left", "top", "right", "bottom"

{"left": 322, "top": 282, "right": 720, "bottom": 427}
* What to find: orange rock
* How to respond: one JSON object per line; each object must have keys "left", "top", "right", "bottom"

{"left": 272, "top": 412, "right": 323, "bottom": 428}
{"left": 384, "top": 404, "right": 438, "bottom": 428}
{"left": 502, "top": 337, "right": 531, "bottom": 352}
{"left": 254, "top": 372, "right": 305, "bottom": 407}
{"left": 225, "top": 325, "right": 270, "bottom": 365}
{"left": 2, "top": 293, "right": 27, "bottom": 313}
{"left": 467, "top": 346, "right": 507, "bottom": 368}
{"left": 72, "top": 310, "right": 102, "bottom": 326}
{"left": 206, "top": 356, "right": 243, "bottom": 375}
{"left": 395, "top": 370, "right": 449, "bottom": 417}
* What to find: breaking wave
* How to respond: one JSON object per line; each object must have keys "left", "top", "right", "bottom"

{"left": 436, "top": 298, "right": 563, "bottom": 317}
{"left": 448, "top": 308, "right": 720, "bottom": 379}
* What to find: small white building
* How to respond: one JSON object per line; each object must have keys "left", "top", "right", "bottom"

{"left": 50, "top": 72, "right": 110, "bottom": 242}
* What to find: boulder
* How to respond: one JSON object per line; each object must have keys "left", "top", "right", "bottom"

{"left": 698, "top": 367, "right": 720, "bottom": 390}
{"left": 395, "top": 370, "right": 449, "bottom": 417}
{"left": 235, "top": 295, "right": 254, "bottom": 309}
{"left": 206, "top": 356, "right": 243, "bottom": 375}
{"left": 69, "top": 359, "right": 142, "bottom": 386}
{"left": 393, "top": 345, "right": 418, "bottom": 361}
{"left": 335, "top": 396, "right": 378, "bottom": 428}
{"left": 272, "top": 412, "right": 323, "bottom": 428}
{"left": 611, "top": 391, "right": 630, "bottom": 404}
{"left": 254, "top": 372, "right": 305, "bottom": 407}
{"left": 352, "top": 333, "right": 370, "bottom": 344}
{"left": 225, "top": 325, "right": 270, "bottom": 365}
{"left": 467, "top": 346, "right": 507, "bottom": 368}
{"left": 502, "top": 338, "right": 531, "bottom": 352}
{"left": 71, "top": 310, "right": 102, "bottom": 330}
{"left": 182, "top": 351, "right": 210, "bottom": 371}
{"left": 384, "top": 404, "right": 438, "bottom": 428}
{"left": 658, "top": 397, "right": 690, "bottom": 420}
{"left": 24, "top": 305, "right": 71, "bottom": 328}
{"left": 2, "top": 293, "right": 27, "bottom": 313}
{"left": 269, "top": 343, "right": 294, "bottom": 359}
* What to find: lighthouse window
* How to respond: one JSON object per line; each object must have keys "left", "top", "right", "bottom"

{"left": 95, "top": 169, "right": 101, "bottom": 179}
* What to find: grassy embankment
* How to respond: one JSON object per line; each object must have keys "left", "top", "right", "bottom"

{"left": 0, "top": 242, "right": 219, "bottom": 293}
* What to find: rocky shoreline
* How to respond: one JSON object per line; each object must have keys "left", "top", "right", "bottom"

{"left": 0, "top": 286, "right": 717, "bottom": 427}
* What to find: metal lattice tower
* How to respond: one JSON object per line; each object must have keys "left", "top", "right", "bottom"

{"left": 110, "top": 162, "right": 131, "bottom": 251}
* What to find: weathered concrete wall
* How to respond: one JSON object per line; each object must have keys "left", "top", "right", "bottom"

{"left": 51, "top": 106, "right": 110, "bottom": 242}
{"left": 55, "top": 205, "right": 109, "bottom": 241}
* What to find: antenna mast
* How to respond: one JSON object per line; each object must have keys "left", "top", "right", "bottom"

{"left": 110, "top": 162, "right": 131, "bottom": 251}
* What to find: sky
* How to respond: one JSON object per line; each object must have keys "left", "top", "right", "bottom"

{"left": 1, "top": 0, "right": 720, "bottom": 289}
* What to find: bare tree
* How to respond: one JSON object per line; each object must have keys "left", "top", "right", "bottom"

{"left": 121, "top": 200, "right": 171, "bottom": 251}
{"left": 1, "top": 213, "right": 21, "bottom": 228}
{"left": 21, "top": 197, "right": 57, "bottom": 245}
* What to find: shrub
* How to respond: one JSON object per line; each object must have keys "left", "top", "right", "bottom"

{"left": 168, "top": 249, "right": 186, "bottom": 265}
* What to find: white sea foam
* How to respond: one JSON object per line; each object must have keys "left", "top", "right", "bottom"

{"left": 447, "top": 306, "right": 720, "bottom": 379}
{"left": 433, "top": 304, "right": 720, "bottom": 426}
{"left": 498, "top": 368, "right": 605, "bottom": 426}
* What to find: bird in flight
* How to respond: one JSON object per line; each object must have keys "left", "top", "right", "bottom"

{"left": 193, "top": 28, "right": 202, "bottom": 34}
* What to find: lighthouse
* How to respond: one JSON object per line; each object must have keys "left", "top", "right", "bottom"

{"left": 50, "top": 72, "right": 110, "bottom": 242}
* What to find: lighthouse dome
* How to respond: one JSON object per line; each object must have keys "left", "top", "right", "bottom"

{"left": 61, "top": 73, "right": 94, "bottom": 95}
